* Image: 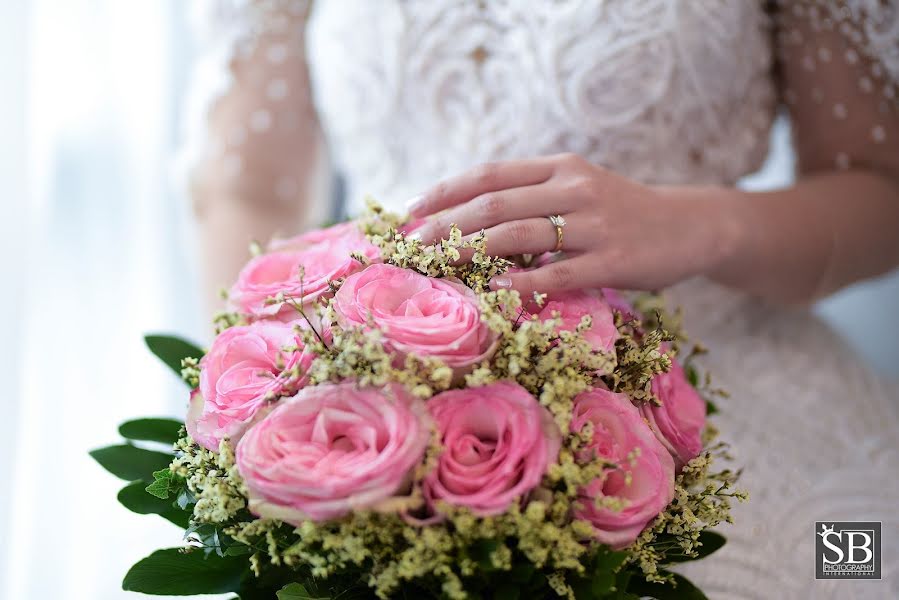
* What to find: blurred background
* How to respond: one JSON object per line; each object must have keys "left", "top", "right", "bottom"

{"left": 0, "top": 1, "right": 896, "bottom": 599}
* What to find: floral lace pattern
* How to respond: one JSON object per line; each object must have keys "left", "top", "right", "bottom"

{"left": 307, "top": 0, "right": 776, "bottom": 211}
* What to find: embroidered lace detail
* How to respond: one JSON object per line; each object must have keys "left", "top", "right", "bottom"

{"left": 306, "top": 0, "right": 776, "bottom": 213}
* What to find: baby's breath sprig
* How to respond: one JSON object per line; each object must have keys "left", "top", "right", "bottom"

{"left": 171, "top": 436, "right": 248, "bottom": 526}
{"left": 627, "top": 439, "right": 747, "bottom": 582}
{"left": 359, "top": 201, "right": 513, "bottom": 291}
{"left": 302, "top": 303, "right": 452, "bottom": 399}
{"left": 473, "top": 288, "right": 613, "bottom": 433}
{"left": 261, "top": 266, "right": 332, "bottom": 350}
{"left": 680, "top": 343, "right": 730, "bottom": 414}
{"left": 605, "top": 310, "right": 674, "bottom": 403}
{"left": 213, "top": 287, "right": 246, "bottom": 334}
{"left": 180, "top": 357, "right": 201, "bottom": 388}
{"left": 632, "top": 292, "right": 687, "bottom": 348}
{"left": 241, "top": 495, "right": 601, "bottom": 600}
{"left": 360, "top": 195, "right": 408, "bottom": 234}
{"left": 212, "top": 310, "right": 245, "bottom": 334}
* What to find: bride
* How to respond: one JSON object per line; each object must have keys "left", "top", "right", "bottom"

{"left": 184, "top": 1, "right": 899, "bottom": 598}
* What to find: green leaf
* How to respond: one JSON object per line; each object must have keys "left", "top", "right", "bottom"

{"left": 468, "top": 538, "right": 501, "bottom": 570}
{"left": 90, "top": 444, "right": 173, "bottom": 482}
{"left": 176, "top": 487, "right": 196, "bottom": 510}
{"left": 145, "top": 468, "right": 187, "bottom": 500}
{"left": 591, "top": 549, "right": 628, "bottom": 596}
{"left": 224, "top": 545, "right": 252, "bottom": 557}
{"left": 662, "top": 531, "right": 727, "bottom": 564}
{"left": 685, "top": 364, "right": 699, "bottom": 387}
{"left": 145, "top": 334, "right": 204, "bottom": 380}
{"left": 123, "top": 548, "right": 245, "bottom": 595}
{"left": 277, "top": 583, "right": 327, "bottom": 600}
{"left": 146, "top": 470, "right": 175, "bottom": 499}
{"left": 494, "top": 583, "right": 520, "bottom": 600}
{"left": 705, "top": 399, "right": 719, "bottom": 416}
{"left": 119, "top": 418, "right": 184, "bottom": 445}
{"left": 117, "top": 481, "right": 189, "bottom": 528}
{"left": 610, "top": 571, "right": 636, "bottom": 600}
{"left": 626, "top": 572, "right": 708, "bottom": 600}
{"left": 508, "top": 563, "right": 535, "bottom": 584}
{"left": 572, "top": 548, "right": 628, "bottom": 598}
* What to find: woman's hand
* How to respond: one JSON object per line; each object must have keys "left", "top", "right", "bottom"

{"left": 407, "top": 153, "right": 743, "bottom": 295}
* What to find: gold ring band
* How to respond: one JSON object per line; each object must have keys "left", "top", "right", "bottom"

{"left": 548, "top": 215, "right": 566, "bottom": 252}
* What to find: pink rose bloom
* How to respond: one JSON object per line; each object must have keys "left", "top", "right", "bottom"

{"left": 600, "top": 288, "right": 635, "bottom": 318}
{"left": 333, "top": 264, "right": 499, "bottom": 368}
{"left": 267, "top": 221, "right": 369, "bottom": 253}
{"left": 236, "top": 382, "right": 432, "bottom": 523}
{"left": 538, "top": 290, "right": 618, "bottom": 353}
{"left": 186, "top": 322, "right": 313, "bottom": 451}
{"left": 641, "top": 360, "right": 706, "bottom": 469}
{"left": 230, "top": 222, "right": 380, "bottom": 318}
{"left": 422, "top": 382, "right": 561, "bottom": 517}
{"left": 533, "top": 252, "right": 558, "bottom": 268}
{"left": 571, "top": 389, "right": 675, "bottom": 549}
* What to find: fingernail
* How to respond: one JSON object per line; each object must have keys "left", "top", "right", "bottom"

{"left": 490, "top": 277, "right": 512, "bottom": 290}
{"left": 405, "top": 194, "right": 425, "bottom": 213}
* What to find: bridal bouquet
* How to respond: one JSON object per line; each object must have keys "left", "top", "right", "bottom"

{"left": 92, "top": 202, "right": 744, "bottom": 599}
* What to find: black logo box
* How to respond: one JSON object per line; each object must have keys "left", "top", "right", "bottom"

{"left": 815, "top": 521, "right": 882, "bottom": 581}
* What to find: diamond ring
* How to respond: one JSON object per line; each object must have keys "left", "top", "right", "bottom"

{"left": 547, "top": 215, "right": 566, "bottom": 252}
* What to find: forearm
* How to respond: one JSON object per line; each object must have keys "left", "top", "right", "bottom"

{"left": 667, "top": 170, "right": 899, "bottom": 305}
{"left": 184, "top": 0, "right": 324, "bottom": 318}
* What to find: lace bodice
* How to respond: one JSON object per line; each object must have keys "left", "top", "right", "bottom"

{"left": 307, "top": 0, "right": 778, "bottom": 208}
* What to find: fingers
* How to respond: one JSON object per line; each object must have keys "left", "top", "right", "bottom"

{"left": 489, "top": 255, "right": 595, "bottom": 295}
{"left": 413, "top": 184, "right": 570, "bottom": 243}
{"left": 407, "top": 159, "right": 555, "bottom": 218}
{"left": 469, "top": 218, "right": 568, "bottom": 256}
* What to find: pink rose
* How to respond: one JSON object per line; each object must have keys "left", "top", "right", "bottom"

{"left": 600, "top": 288, "right": 635, "bottom": 318}
{"left": 236, "top": 382, "right": 431, "bottom": 523}
{"left": 422, "top": 382, "right": 561, "bottom": 518}
{"left": 571, "top": 389, "right": 675, "bottom": 549}
{"left": 641, "top": 360, "right": 706, "bottom": 469}
{"left": 186, "top": 322, "right": 313, "bottom": 451}
{"left": 537, "top": 290, "right": 618, "bottom": 353}
{"left": 533, "top": 252, "right": 558, "bottom": 268}
{"left": 267, "top": 221, "right": 363, "bottom": 252}
{"left": 333, "top": 264, "right": 499, "bottom": 369}
{"left": 230, "top": 222, "right": 380, "bottom": 318}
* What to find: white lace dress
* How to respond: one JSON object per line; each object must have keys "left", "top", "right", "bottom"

{"left": 184, "top": 1, "right": 899, "bottom": 598}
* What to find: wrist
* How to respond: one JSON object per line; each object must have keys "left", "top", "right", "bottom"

{"left": 656, "top": 184, "right": 752, "bottom": 283}
{"left": 709, "top": 189, "right": 754, "bottom": 282}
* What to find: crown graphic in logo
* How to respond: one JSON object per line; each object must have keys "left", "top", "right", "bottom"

{"left": 818, "top": 523, "right": 835, "bottom": 538}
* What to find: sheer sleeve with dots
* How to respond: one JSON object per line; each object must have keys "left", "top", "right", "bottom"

{"left": 180, "top": 0, "right": 329, "bottom": 311}
{"left": 773, "top": 0, "right": 899, "bottom": 176}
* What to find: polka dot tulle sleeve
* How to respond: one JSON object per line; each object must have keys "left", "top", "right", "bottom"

{"left": 181, "top": 0, "right": 323, "bottom": 222}
{"left": 773, "top": 0, "right": 899, "bottom": 176}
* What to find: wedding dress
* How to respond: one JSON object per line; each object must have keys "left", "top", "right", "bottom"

{"left": 184, "top": 1, "right": 899, "bottom": 598}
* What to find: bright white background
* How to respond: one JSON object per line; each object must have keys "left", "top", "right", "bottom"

{"left": 0, "top": 2, "right": 896, "bottom": 599}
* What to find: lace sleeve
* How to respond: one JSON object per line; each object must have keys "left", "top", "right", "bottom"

{"left": 181, "top": 0, "right": 328, "bottom": 311}
{"left": 773, "top": 0, "right": 899, "bottom": 175}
